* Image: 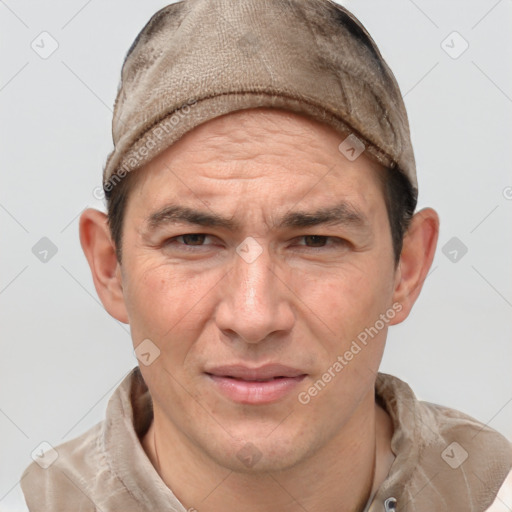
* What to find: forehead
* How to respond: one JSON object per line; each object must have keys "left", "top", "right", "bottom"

{"left": 126, "top": 108, "right": 386, "bottom": 216}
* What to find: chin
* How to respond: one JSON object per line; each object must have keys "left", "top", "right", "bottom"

{"left": 202, "top": 428, "right": 315, "bottom": 474}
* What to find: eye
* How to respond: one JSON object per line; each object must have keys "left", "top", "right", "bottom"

{"left": 302, "top": 235, "right": 329, "bottom": 247}
{"left": 176, "top": 233, "right": 208, "bottom": 246}
{"left": 164, "top": 233, "right": 215, "bottom": 248}
{"left": 295, "top": 235, "right": 346, "bottom": 248}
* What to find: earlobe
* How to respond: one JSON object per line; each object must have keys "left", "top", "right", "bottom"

{"left": 389, "top": 207, "right": 440, "bottom": 325}
{"left": 79, "top": 208, "right": 129, "bottom": 324}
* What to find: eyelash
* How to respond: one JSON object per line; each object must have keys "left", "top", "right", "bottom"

{"left": 164, "top": 234, "right": 347, "bottom": 251}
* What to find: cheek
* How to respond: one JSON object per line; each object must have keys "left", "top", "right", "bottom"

{"left": 122, "top": 259, "right": 218, "bottom": 354}
{"left": 296, "top": 267, "right": 392, "bottom": 420}
{"left": 296, "top": 258, "right": 394, "bottom": 346}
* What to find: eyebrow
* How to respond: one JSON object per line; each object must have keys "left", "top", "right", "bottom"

{"left": 146, "top": 201, "right": 369, "bottom": 232}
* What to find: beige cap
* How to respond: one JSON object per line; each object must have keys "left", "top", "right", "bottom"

{"left": 103, "top": 0, "right": 417, "bottom": 192}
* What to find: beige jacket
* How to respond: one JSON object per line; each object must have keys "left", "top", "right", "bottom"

{"left": 21, "top": 368, "right": 512, "bottom": 511}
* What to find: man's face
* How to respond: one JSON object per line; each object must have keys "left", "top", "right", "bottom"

{"left": 119, "top": 108, "right": 400, "bottom": 472}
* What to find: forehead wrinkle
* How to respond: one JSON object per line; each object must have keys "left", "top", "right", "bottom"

{"left": 172, "top": 112, "right": 337, "bottom": 171}
{"left": 144, "top": 196, "right": 371, "bottom": 237}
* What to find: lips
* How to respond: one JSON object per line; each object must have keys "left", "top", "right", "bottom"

{"left": 205, "top": 364, "right": 307, "bottom": 404}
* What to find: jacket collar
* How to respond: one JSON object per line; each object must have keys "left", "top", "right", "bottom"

{"left": 369, "top": 372, "right": 512, "bottom": 510}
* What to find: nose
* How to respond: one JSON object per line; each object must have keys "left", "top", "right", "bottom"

{"left": 214, "top": 241, "right": 295, "bottom": 345}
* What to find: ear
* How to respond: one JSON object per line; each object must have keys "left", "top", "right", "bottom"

{"left": 389, "top": 207, "right": 439, "bottom": 325}
{"left": 79, "top": 208, "right": 129, "bottom": 324}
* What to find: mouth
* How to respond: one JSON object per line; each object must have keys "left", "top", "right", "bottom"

{"left": 204, "top": 364, "right": 307, "bottom": 404}
{"left": 217, "top": 375, "right": 295, "bottom": 382}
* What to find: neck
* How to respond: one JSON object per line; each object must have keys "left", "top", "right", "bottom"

{"left": 142, "top": 388, "right": 394, "bottom": 512}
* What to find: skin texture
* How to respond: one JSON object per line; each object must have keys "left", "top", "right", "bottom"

{"left": 80, "top": 108, "right": 439, "bottom": 512}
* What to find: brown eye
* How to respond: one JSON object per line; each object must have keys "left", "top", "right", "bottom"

{"left": 303, "top": 235, "right": 328, "bottom": 247}
{"left": 180, "top": 234, "right": 207, "bottom": 245}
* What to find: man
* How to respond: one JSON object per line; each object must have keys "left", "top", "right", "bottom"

{"left": 21, "top": 0, "right": 512, "bottom": 510}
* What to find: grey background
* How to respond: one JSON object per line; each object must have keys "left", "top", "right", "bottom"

{"left": 1, "top": 0, "right": 511, "bottom": 510}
